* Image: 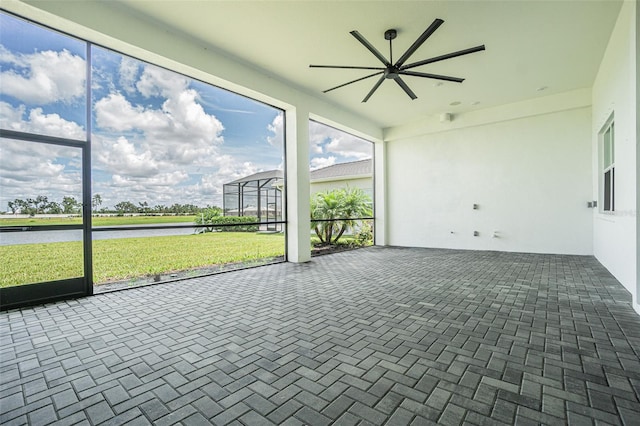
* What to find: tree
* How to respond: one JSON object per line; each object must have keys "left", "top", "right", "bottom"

{"left": 310, "top": 187, "right": 372, "bottom": 245}
{"left": 18, "top": 199, "right": 30, "bottom": 215}
{"left": 114, "top": 201, "right": 137, "bottom": 215}
{"left": 62, "top": 196, "right": 81, "bottom": 214}
{"left": 8, "top": 199, "right": 29, "bottom": 214}
{"left": 92, "top": 194, "right": 102, "bottom": 212}
{"left": 138, "top": 201, "right": 149, "bottom": 214}
{"left": 153, "top": 204, "right": 167, "bottom": 214}
{"left": 23, "top": 199, "right": 37, "bottom": 216}
{"left": 34, "top": 195, "right": 49, "bottom": 214}
{"left": 45, "top": 201, "right": 63, "bottom": 214}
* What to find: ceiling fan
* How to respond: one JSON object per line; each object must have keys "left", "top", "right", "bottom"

{"left": 310, "top": 19, "right": 485, "bottom": 102}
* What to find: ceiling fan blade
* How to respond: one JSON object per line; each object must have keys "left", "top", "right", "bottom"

{"left": 310, "top": 65, "right": 385, "bottom": 70}
{"left": 401, "top": 45, "right": 485, "bottom": 70}
{"left": 350, "top": 31, "right": 390, "bottom": 66}
{"left": 401, "top": 70, "right": 464, "bottom": 83}
{"left": 323, "top": 71, "right": 383, "bottom": 93}
{"left": 394, "top": 18, "right": 444, "bottom": 68}
{"left": 362, "top": 75, "right": 386, "bottom": 102}
{"left": 394, "top": 77, "right": 417, "bottom": 100}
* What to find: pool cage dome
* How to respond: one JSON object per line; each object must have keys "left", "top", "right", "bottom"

{"left": 223, "top": 170, "right": 283, "bottom": 231}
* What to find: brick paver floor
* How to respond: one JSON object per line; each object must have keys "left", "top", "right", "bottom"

{"left": 1, "top": 247, "right": 640, "bottom": 425}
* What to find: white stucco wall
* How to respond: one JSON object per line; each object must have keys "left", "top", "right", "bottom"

{"left": 592, "top": 0, "right": 637, "bottom": 312}
{"left": 385, "top": 101, "right": 593, "bottom": 255}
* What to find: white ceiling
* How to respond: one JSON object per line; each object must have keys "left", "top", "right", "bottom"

{"left": 110, "top": 0, "right": 621, "bottom": 129}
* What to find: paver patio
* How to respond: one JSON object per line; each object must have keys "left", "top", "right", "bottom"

{"left": 1, "top": 246, "right": 639, "bottom": 425}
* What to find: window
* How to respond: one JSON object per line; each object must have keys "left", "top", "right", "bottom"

{"left": 602, "top": 119, "right": 615, "bottom": 212}
{"left": 0, "top": 13, "right": 90, "bottom": 307}
{"left": 309, "top": 121, "right": 374, "bottom": 252}
{"left": 1, "top": 11, "right": 285, "bottom": 299}
{"left": 90, "top": 47, "right": 286, "bottom": 287}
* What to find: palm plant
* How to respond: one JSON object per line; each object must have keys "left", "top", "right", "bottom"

{"left": 311, "top": 187, "right": 372, "bottom": 245}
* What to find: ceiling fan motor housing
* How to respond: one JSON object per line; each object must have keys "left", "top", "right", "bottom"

{"left": 384, "top": 67, "right": 400, "bottom": 79}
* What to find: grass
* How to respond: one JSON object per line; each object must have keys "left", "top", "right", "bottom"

{"left": 0, "top": 232, "right": 285, "bottom": 288}
{"left": 1, "top": 241, "right": 84, "bottom": 286}
{"left": 0, "top": 215, "right": 198, "bottom": 227}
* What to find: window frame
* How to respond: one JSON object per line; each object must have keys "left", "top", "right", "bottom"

{"left": 600, "top": 115, "right": 615, "bottom": 213}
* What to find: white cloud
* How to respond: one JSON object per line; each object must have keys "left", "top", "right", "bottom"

{"left": 267, "top": 113, "right": 284, "bottom": 147}
{"left": 310, "top": 156, "right": 336, "bottom": 171}
{"left": 118, "top": 56, "right": 139, "bottom": 94}
{"left": 0, "top": 101, "right": 85, "bottom": 140}
{"left": 0, "top": 139, "right": 82, "bottom": 209}
{"left": 94, "top": 93, "right": 166, "bottom": 132}
{"left": 111, "top": 170, "right": 188, "bottom": 188}
{"left": 309, "top": 121, "right": 372, "bottom": 160}
{"left": 0, "top": 45, "right": 85, "bottom": 104}
{"left": 95, "top": 136, "right": 159, "bottom": 177}
{"left": 93, "top": 170, "right": 189, "bottom": 208}
{"left": 170, "top": 156, "right": 259, "bottom": 207}
{"left": 0, "top": 101, "right": 24, "bottom": 129}
{"left": 326, "top": 136, "right": 373, "bottom": 160}
{"left": 26, "top": 109, "right": 86, "bottom": 140}
{"left": 94, "top": 89, "right": 224, "bottom": 165}
{"left": 0, "top": 48, "right": 281, "bottom": 211}
{"left": 89, "top": 62, "right": 240, "bottom": 208}
{"left": 215, "top": 156, "right": 258, "bottom": 184}
{"left": 136, "top": 64, "right": 189, "bottom": 98}
{"left": 1, "top": 151, "right": 64, "bottom": 177}
{"left": 160, "top": 89, "right": 224, "bottom": 148}
{"left": 309, "top": 121, "right": 329, "bottom": 155}
{"left": 91, "top": 132, "right": 263, "bottom": 208}
{"left": 98, "top": 156, "right": 260, "bottom": 209}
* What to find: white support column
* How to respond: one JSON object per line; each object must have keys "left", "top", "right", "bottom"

{"left": 374, "top": 140, "right": 387, "bottom": 246}
{"left": 285, "top": 107, "right": 311, "bottom": 263}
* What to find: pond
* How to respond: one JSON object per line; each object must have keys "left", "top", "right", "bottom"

{"left": 0, "top": 223, "right": 195, "bottom": 246}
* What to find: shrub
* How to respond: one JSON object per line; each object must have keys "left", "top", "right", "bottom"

{"left": 195, "top": 213, "right": 259, "bottom": 233}
{"left": 355, "top": 220, "right": 374, "bottom": 246}
{"left": 194, "top": 207, "right": 223, "bottom": 233}
{"left": 310, "top": 187, "right": 372, "bottom": 245}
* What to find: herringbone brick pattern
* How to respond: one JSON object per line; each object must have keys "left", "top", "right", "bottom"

{"left": 1, "top": 247, "right": 639, "bottom": 425}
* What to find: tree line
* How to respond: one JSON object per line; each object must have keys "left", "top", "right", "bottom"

{"left": 7, "top": 195, "right": 83, "bottom": 215}
{"left": 6, "top": 194, "right": 214, "bottom": 216}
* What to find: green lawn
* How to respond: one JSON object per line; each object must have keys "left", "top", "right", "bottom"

{"left": 0, "top": 232, "right": 285, "bottom": 288}
{"left": 0, "top": 215, "right": 198, "bottom": 227}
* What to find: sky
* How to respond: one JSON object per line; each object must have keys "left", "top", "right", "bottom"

{"left": 0, "top": 12, "right": 372, "bottom": 212}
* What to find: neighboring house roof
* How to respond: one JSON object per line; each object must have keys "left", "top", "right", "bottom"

{"left": 224, "top": 169, "right": 283, "bottom": 185}
{"left": 225, "top": 159, "right": 372, "bottom": 185}
{"left": 310, "top": 159, "right": 372, "bottom": 181}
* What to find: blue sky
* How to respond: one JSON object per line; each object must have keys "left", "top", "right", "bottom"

{"left": 0, "top": 12, "right": 372, "bottom": 212}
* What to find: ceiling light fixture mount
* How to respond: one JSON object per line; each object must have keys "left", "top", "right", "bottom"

{"left": 384, "top": 29, "right": 397, "bottom": 41}
{"left": 310, "top": 19, "right": 485, "bottom": 103}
